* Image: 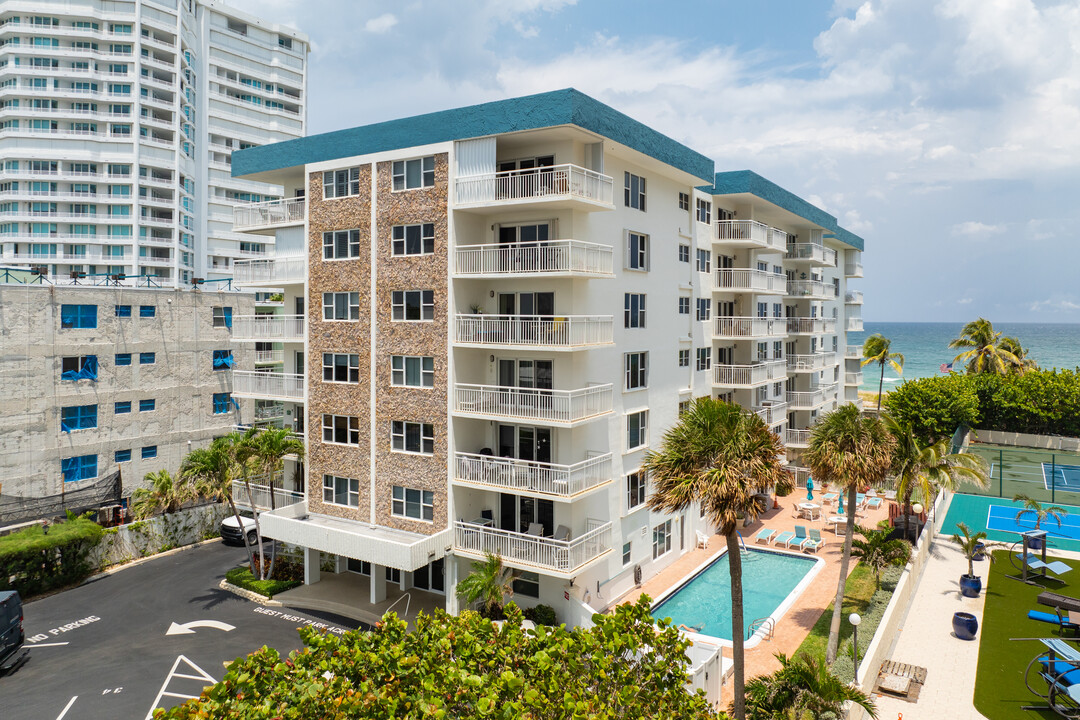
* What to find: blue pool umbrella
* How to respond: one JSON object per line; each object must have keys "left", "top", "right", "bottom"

{"left": 838, "top": 491, "right": 845, "bottom": 513}
{"left": 806, "top": 477, "right": 814, "bottom": 501}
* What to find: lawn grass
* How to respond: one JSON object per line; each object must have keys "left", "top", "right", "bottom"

{"left": 225, "top": 566, "right": 301, "bottom": 598}
{"left": 974, "top": 549, "right": 1080, "bottom": 719}
{"left": 796, "top": 563, "right": 876, "bottom": 660}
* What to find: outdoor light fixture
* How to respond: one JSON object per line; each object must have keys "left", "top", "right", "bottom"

{"left": 850, "top": 613, "right": 862, "bottom": 682}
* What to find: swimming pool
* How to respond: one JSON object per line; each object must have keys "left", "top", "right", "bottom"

{"left": 651, "top": 547, "right": 823, "bottom": 646}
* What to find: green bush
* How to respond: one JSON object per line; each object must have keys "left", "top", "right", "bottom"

{"left": 524, "top": 603, "right": 558, "bottom": 626}
{"left": 829, "top": 565, "right": 902, "bottom": 683}
{"left": 883, "top": 374, "right": 980, "bottom": 442}
{"left": 0, "top": 518, "right": 104, "bottom": 597}
{"left": 225, "top": 566, "right": 301, "bottom": 598}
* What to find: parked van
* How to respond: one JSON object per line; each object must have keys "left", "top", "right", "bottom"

{"left": 0, "top": 590, "right": 26, "bottom": 674}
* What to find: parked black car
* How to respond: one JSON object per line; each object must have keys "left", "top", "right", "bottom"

{"left": 0, "top": 590, "right": 26, "bottom": 674}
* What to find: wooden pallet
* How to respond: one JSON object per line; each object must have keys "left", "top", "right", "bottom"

{"left": 875, "top": 660, "right": 928, "bottom": 702}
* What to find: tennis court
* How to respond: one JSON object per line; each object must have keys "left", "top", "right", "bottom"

{"left": 941, "top": 494, "right": 1080, "bottom": 552}
{"left": 985, "top": 503, "right": 1080, "bottom": 541}
{"left": 964, "top": 442, "right": 1080, "bottom": 506}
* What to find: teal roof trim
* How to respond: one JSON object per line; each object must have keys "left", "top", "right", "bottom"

{"left": 705, "top": 170, "right": 865, "bottom": 251}
{"left": 233, "top": 88, "right": 714, "bottom": 183}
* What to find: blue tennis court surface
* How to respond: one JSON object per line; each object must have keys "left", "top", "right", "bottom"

{"left": 941, "top": 494, "right": 1080, "bottom": 552}
{"left": 986, "top": 503, "right": 1080, "bottom": 540}
{"left": 1043, "top": 463, "right": 1080, "bottom": 491}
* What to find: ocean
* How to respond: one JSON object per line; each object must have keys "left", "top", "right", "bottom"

{"left": 848, "top": 322, "right": 1080, "bottom": 393}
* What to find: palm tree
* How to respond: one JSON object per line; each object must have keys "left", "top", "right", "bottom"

{"left": 851, "top": 525, "right": 910, "bottom": 590}
{"left": 742, "top": 652, "right": 877, "bottom": 720}
{"left": 182, "top": 435, "right": 257, "bottom": 575}
{"left": 456, "top": 552, "right": 517, "bottom": 619}
{"left": 999, "top": 336, "right": 1038, "bottom": 374}
{"left": 1013, "top": 494, "right": 1067, "bottom": 533}
{"left": 643, "top": 397, "right": 788, "bottom": 720}
{"left": 948, "top": 318, "right": 1020, "bottom": 375}
{"left": 886, "top": 415, "right": 989, "bottom": 540}
{"left": 131, "top": 469, "right": 194, "bottom": 519}
{"left": 953, "top": 522, "right": 994, "bottom": 580}
{"left": 860, "top": 334, "right": 904, "bottom": 412}
{"left": 804, "top": 404, "right": 895, "bottom": 664}
{"left": 237, "top": 426, "right": 305, "bottom": 578}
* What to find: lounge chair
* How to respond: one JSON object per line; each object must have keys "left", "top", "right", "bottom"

{"left": 803, "top": 528, "right": 826, "bottom": 554}
{"left": 772, "top": 530, "right": 795, "bottom": 547}
{"left": 753, "top": 528, "right": 777, "bottom": 545}
{"left": 1025, "top": 638, "right": 1080, "bottom": 718}
{"left": 821, "top": 493, "right": 838, "bottom": 505}
{"left": 1029, "top": 608, "right": 1080, "bottom": 636}
{"left": 787, "top": 525, "right": 811, "bottom": 550}
{"left": 1019, "top": 553, "right": 1073, "bottom": 577}
{"left": 865, "top": 497, "right": 883, "bottom": 511}
{"left": 696, "top": 530, "right": 711, "bottom": 549}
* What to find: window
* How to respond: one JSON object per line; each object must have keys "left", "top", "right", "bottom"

{"left": 114, "top": 449, "right": 131, "bottom": 463}
{"left": 626, "top": 232, "right": 649, "bottom": 271}
{"left": 696, "top": 347, "right": 712, "bottom": 371}
{"left": 322, "top": 414, "right": 360, "bottom": 445}
{"left": 115, "top": 353, "right": 131, "bottom": 366}
{"left": 513, "top": 570, "right": 539, "bottom": 598}
{"left": 391, "top": 290, "right": 434, "bottom": 321}
{"left": 391, "top": 223, "right": 434, "bottom": 256}
{"left": 114, "top": 401, "right": 131, "bottom": 414}
{"left": 323, "top": 474, "right": 359, "bottom": 507}
{"left": 678, "top": 349, "right": 690, "bottom": 367}
{"left": 678, "top": 192, "right": 690, "bottom": 211}
{"left": 678, "top": 244, "right": 690, "bottom": 263}
{"left": 392, "top": 156, "right": 435, "bottom": 191}
{"left": 696, "top": 198, "right": 712, "bottom": 224}
{"left": 60, "top": 404, "right": 97, "bottom": 432}
{"left": 696, "top": 298, "right": 711, "bottom": 321}
{"left": 139, "top": 305, "right": 155, "bottom": 318}
{"left": 212, "top": 392, "right": 232, "bottom": 414}
{"left": 212, "top": 306, "right": 233, "bottom": 328}
{"left": 61, "top": 454, "right": 97, "bottom": 482}
{"left": 391, "top": 356, "right": 434, "bottom": 388}
{"left": 678, "top": 297, "right": 690, "bottom": 315}
{"left": 773, "top": 381, "right": 784, "bottom": 396}
{"left": 322, "top": 229, "right": 361, "bottom": 260}
{"left": 627, "top": 471, "right": 646, "bottom": 510}
{"left": 624, "top": 293, "right": 646, "bottom": 328}
{"left": 114, "top": 304, "right": 131, "bottom": 317}
{"left": 323, "top": 292, "right": 360, "bottom": 321}
{"left": 653, "top": 519, "right": 672, "bottom": 559}
{"left": 322, "top": 167, "right": 360, "bottom": 198}
{"left": 624, "top": 172, "right": 646, "bottom": 210}
{"left": 625, "top": 352, "right": 647, "bottom": 390}
{"left": 322, "top": 353, "right": 360, "bottom": 383}
{"left": 622, "top": 541, "right": 632, "bottom": 566}
{"left": 141, "top": 445, "right": 157, "bottom": 459}
{"left": 696, "top": 249, "right": 711, "bottom": 274}
{"left": 679, "top": 400, "right": 691, "bottom": 416}
{"left": 392, "top": 485, "right": 434, "bottom": 521}
{"left": 627, "top": 410, "right": 648, "bottom": 450}
{"left": 139, "top": 399, "right": 155, "bottom": 412}
{"left": 210, "top": 350, "right": 233, "bottom": 370}
{"left": 139, "top": 352, "right": 155, "bottom": 365}
{"left": 391, "top": 421, "right": 434, "bottom": 455}
{"left": 60, "top": 304, "right": 96, "bottom": 328}
{"left": 60, "top": 355, "right": 97, "bottom": 381}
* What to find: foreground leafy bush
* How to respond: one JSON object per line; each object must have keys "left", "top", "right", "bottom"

{"left": 224, "top": 566, "right": 300, "bottom": 598}
{"left": 0, "top": 518, "right": 104, "bottom": 597}
{"left": 884, "top": 374, "right": 980, "bottom": 442}
{"left": 160, "top": 597, "right": 727, "bottom": 720}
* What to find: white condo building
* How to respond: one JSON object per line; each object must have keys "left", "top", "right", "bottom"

{"left": 0, "top": 0, "right": 307, "bottom": 286}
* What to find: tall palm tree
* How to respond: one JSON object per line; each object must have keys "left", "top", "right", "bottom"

{"left": 456, "top": 552, "right": 517, "bottom": 619}
{"left": 643, "top": 397, "right": 788, "bottom": 720}
{"left": 860, "top": 334, "right": 904, "bottom": 412}
{"left": 742, "top": 652, "right": 877, "bottom": 720}
{"left": 886, "top": 415, "right": 989, "bottom": 540}
{"left": 237, "top": 426, "right": 305, "bottom": 578}
{"left": 804, "top": 404, "right": 895, "bottom": 664}
{"left": 949, "top": 318, "right": 1020, "bottom": 375}
{"left": 131, "top": 469, "right": 194, "bottom": 519}
{"left": 850, "top": 525, "right": 910, "bottom": 590}
{"left": 182, "top": 434, "right": 257, "bottom": 575}
{"left": 999, "top": 336, "right": 1038, "bottom": 374}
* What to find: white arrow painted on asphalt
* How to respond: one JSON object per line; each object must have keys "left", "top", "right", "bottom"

{"left": 165, "top": 620, "right": 236, "bottom": 636}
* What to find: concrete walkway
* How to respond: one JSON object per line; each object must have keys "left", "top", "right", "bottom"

{"left": 274, "top": 571, "right": 445, "bottom": 628}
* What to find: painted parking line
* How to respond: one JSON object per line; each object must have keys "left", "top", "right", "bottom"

{"left": 27, "top": 641, "right": 69, "bottom": 648}
{"left": 144, "top": 655, "right": 216, "bottom": 720}
{"left": 55, "top": 696, "right": 77, "bottom": 720}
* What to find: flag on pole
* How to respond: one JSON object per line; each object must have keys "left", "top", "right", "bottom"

{"left": 940, "top": 362, "right": 953, "bottom": 373}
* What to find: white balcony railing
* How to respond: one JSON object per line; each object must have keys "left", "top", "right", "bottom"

{"left": 233, "top": 255, "right": 306, "bottom": 286}
{"left": 232, "top": 314, "right": 305, "bottom": 341}
{"left": 454, "top": 315, "right": 613, "bottom": 349}
{"left": 712, "top": 360, "right": 787, "bottom": 388}
{"left": 455, "top": 164, "right": 613, "bottom": 208}
{"left": 788, "top": 384, "right": 838, "bottom": 410}
{"left": 845, "top": 372, "right": 862, "bottom": 386}
{"left": 846, "top": 317, "right": 864, "bottom": 332}
{"left": 254, "top": 349, "right": 284, "bottom": 364}
{"left": 253, "top": 404, "right": 285, "bottom": 420}
{"left": 786, "top": 243, "right": 838, "bottom": 266}
{"left": 713, "top": 316, "right": 787, "bottom": 339}
{"left": 845, "top": 290, "right": 863, "bottom": 304}
{"left": 454, "top": 520, "right": 612, "bottom": 574}
{"left": 786, "top": 352, "right": 837, "bottom": 372}
{"left": 453, "top": 452, "right": 611, "bottom": 498}
{"left": 713, "top": 268, "right": 786, "bottom": 294}
{"left": 845, "top": 262, "right": 864, "bottom": 277}
{"left": 454, "top": 240, "right": 613, "bottom": 277}
{"left": 845, "top": 345, "right": 863, "bottom": 359}
{"left": 786, "top": 317, "right": 837, "bottom": 335}
{"left": 231, "top": 480, "right": 303, "bottom": 513}
{"left": 786, "top": 279, "right": 833, "bottom": 299}
{"left": 785, "top": 429, "right": 811, "bottom": 447}
{"left": 233, "top": 197, "right": 306, "bottom": 231}
{"left": 231, "top": 371, "right": 305, "bottom": 401}
{"left": 714, "top": 220, "right": 786, "bottom": 251}
{"left": 454, "top": 384, "right": 612, "bottom": 425}
{"left": 752, "top": 402, "right": 788, "bottom": 426}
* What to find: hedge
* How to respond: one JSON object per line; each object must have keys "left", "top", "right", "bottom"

{"left": 0, "top": 518, "right": 104, "bottom": 597}
{"left": 225, "top": 566, "right": 301, "bottom": 598}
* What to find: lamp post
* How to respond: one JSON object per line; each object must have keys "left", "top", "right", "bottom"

{"left": 911, "top": 502, "right": 924, "bottom": 542}
{"left": 850, "top": 612, "right": 862, "bottom": 683}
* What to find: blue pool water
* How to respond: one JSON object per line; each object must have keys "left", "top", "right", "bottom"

{"left": 652, "top": 549, "right": 819, "bottom": 641}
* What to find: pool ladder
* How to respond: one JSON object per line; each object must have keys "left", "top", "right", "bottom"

{"left": 747, "top": 616, "right": 775, "bottom": 641}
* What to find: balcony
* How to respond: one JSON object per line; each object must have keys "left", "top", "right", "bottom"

{"left": 231, "top": 371, "right": 305, "bottom": 401}
{"left": 453, "top": 384, "right": 612, "bottom": 427}
{"left": 453, "top": 452, "right": 612, "bottom": 499}
{"left": 785, "top": 429, "right": 811, "bottom": 448}
{"left": 845, "top": 345, "right": 863, "bottom": 359}
{"left": 787, "top": 352, "right": 837, "bottom": 373}
{"left": 713, "top": 268, "right": 786, "bottom": 295}
{"left": 845, "top": 371, "right": 862, "bottom": 386}
{"left": 786, "top": 279, "right": 834, "bottom": 300}
{"left": 455, "top": 164, "right": 613, "bottom": 212}
{"left": 454, "top": 240, "right": 613, "bottom": 278}
{"left": 788, "top": 384, "right": 838, "bottom": 410}
{"left": 253, "top": 404, "right": 285, "bottom": 421}
{"left": 845, "top": 290, "right": 863, "bottom": 305}
{"left": 454, "top": 315, "right": 613, "bottom": 351}
{"left": 845, "top": 261, "right": 864, "bottom": 278}
{"left": 752, "top": 402, "right": 788, "bottom": 427}
{"left": 453, "top": 520, "right": 612, "bottom": 577}
{"left": 714, "top": 220, "right": 787, "bottom": 251}
{"left": 846, "top": 317, "right": 864, "bottom": 332}
{"left": 233, "top": 256, "right": 306, "bottom": 286}
{"left": 232, "top": 314, "right": 305, "bottom": 342}
{"left": 786, "top": 317, "right": 837, "bottom": 335}
{"left": 786, "top": 243, "right": 837, "bottom": 267}
{"left": 231, "top": 480, "right": 303, "bottom": 513}
{"left": 712, "top": 360, "right": 786, "bottom": 389}
{"left": 254, "top": 349, "right": 285, "bottom": 365}
{"left": 233, "top": 197, "right": 306, "bottom": 234}
{"left": 713, "top": 316, "right": 787, "bottom": 340}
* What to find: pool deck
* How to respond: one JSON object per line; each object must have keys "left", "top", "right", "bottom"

{"left": 619, "top": 495, "right": 891, "bottom": 703}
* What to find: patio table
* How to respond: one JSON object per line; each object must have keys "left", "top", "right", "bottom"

{"left": 799, "top": 502, "right": 821, "bottom": 520}
{"left": 827, "top": 515, "right": 849, "bottom": 535}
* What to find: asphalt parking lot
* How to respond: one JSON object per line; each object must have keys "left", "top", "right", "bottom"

{"left": 0, "top": 540, "right": 362, "bottom": 720}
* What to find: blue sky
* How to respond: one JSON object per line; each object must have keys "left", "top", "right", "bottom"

{"left": 228, "top": 0, "right": 1080, "bottom": 323}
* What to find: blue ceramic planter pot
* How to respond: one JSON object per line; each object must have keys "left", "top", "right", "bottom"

{"left": 959, "top": 574, "right": 982, "bottom": 598}
{"left": 973, "top": 542, "right": 986, "bottom": 561}
{"left": 1029, "top": 536, "right": 1044, "bottom": 551}
{"left": 953, "top": 611, "right": 978, "bottom": 640}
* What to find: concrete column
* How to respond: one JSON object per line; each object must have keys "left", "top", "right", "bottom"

{"left": 444, "top": 556, "right": 459, "bottom": 615}
{"left": 370, "top": 565, "right": 387, "bottom": 604}
{"left": 303, "top": 547, "right": 320, "bottom": 585}
{"left": 334, "top": 555, "right": 346, "bottom": 574}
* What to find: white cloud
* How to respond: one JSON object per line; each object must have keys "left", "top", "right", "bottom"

{"left": 957, "top": 297, "right": 973, "bottom": 305}
{"left": 364, "top": 13, "right": 398, "bottom": 34}
{"left": 951, "top": 221, "right": 1006, "bottom": 237}
{"left": 1029, "top": 298, "right": 1080, "bottom": 313}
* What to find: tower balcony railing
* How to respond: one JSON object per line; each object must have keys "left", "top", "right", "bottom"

{"left": 454, "top": 240, "right": 613, "bottom": 277}
{"left": 846, "top": 317, "right": 864, "bottom": 332}
{"left": 786, "top": 317, "right": 837, "bottom": 335}
{"left": 787, "top": 352, "right": 837, "bottom": 372}
{"left": 454, "top": 383, "right": 612, "bottom": 426}
{"left": 455, "top": 164, "right": 613, "bottom": 209}
{"left": 232, "top": 256, "right": 306, "bottom": 286}
{"left": 786, "top": 279, "right": 833, "bottom": 299}
{"left": 232, "top": 314, "right": 305, "bottom": 341}
{"left": 785, "top": 429, "right": 811, "bottom": 447}
{"left": 845, "top": 345, "right": 863, "bottom": 359}
{"left": 845, "top": 290, "right": 863, "bottom": 305}
{"left": 786, "top": 243, "right": 838, "bottom": 266}
{"left": 713, "top": 316, "right": 786, "bottom": 339}
{"left": 788, "top": 384, "right": 838, "bottom": 410}
{"left": 714, "top": 219, "right": 786, "bottom": 251}
{"left": 231, "top": 371, "right": 305, "bottom": 401}
{"left": 713, "top": 268, "right": 786, "bottom": 294}
{"left": 454, "top": 315, "right": 613, "bottom": 350}
{"left": 845, "top": 372, "right": 862, "bottom": 386}
{"left": 712, "top": 360, "right": 787, "bottom": 388}
{"left": 453, "top": 452, "right": 612, "bottom": 498}
{"left": 845, "top": 261, "right": 864, "bottom": 278}
{"left": 233, "top": 197, "right": 306, "bottom": 232}
{"left": 752, "top": 402, "right": 788, "bottom": 426}
{"left": 454, "top": 520, "right": 611, "bottom": 576}
{"left": 254, "top": 349, "right": 284, "bottom": 365}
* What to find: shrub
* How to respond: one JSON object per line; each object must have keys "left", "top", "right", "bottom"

{"left": 884, "top": 374, "right": 980, "bottom": 442}
{"left": 224, "top": 566, "right": 301, "bottom": 598}
{"left": 249, "top": 557, "right": 304, "bottom": 583}
{"left": 0, "top": 518, "right": 104, "bottom": 597}
{"left": 829, "top": 565, "right": 902, "bottom": 683}
{"left": 524, "top": 603, "right": 558, "bottom": 626}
